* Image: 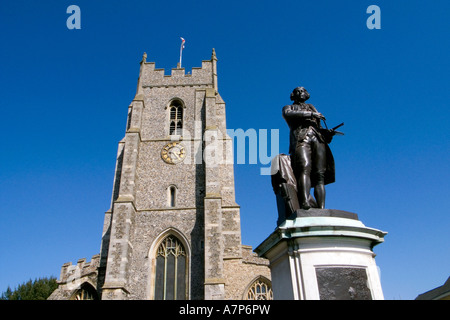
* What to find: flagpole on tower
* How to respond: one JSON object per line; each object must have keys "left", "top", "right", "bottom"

{"left": 179, "top": 37, "right": 185, "bottom": 68}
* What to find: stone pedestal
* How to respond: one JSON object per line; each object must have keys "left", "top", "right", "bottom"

{"left": 255, "top": 209, "right": 387, "bottom": 300}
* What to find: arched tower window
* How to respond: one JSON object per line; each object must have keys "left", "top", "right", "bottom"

{"left": 169, "top": 100, "right": 183, "bottom": 135}
{"left": 244, "top": 276, "right": 273, "bottom": 300}
{"left": 154, "top": 235, "right": 188, "bottom": 300}
{"left": 168, "top": 185, "right": 177, "bottom": 207}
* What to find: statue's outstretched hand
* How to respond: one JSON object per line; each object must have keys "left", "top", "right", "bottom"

{"left": 314, "top": 112, "right": 326, "bottom": 120}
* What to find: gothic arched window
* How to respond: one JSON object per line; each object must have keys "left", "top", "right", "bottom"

{"left": 154, "top": 236, "right": 188, "bottom": 300}
{"left": 169, "top": 100, "right": 183, "bottom": 135}
{"left": 70, "top": 283, "right": 99, "bottom": 300}
{"left": 245, "top": 277, "right": 273, "bottom": 300}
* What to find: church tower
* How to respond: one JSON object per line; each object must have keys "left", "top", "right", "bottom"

{"left": 49, "top": 50, "right": 271, "bottom": 300}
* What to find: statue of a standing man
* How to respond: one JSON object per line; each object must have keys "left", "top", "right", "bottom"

{"left": 282, "top": 87, "right": 336, "bottom": 210}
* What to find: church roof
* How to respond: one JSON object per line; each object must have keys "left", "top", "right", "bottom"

{"left": 416, "top": 277, "right": 450, "bottom": 300}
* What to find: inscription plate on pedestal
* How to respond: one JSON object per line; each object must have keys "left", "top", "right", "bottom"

{"left": 315, "top": 267, "right": 372, "bottom": 300}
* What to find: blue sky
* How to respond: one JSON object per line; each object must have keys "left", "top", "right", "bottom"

{"left": 0, "top": 0, "right": 449, "bottom": 300}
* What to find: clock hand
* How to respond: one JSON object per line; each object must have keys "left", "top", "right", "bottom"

{"left": 172, "top": 151, "right": 181, "bottom": 160}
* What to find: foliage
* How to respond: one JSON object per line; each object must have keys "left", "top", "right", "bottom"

{"left": 1, "top": 277, "right": 58, "bottom": 300}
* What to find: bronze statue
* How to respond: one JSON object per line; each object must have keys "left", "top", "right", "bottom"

{"left": 281, "top": 87, "right": 342, "bottom": 210}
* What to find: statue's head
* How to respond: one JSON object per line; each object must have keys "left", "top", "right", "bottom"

{"left": 290, "top": 87, "right": 310, "bottom": 103}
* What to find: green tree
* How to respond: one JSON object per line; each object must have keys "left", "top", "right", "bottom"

{"left": 0, "top": 286, "right": 13, "bottom": 300}
{"left": 1, "top": 277, "right": 58, "bottom": 300}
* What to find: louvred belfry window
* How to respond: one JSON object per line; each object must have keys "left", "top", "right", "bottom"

{"left": 169, "top": 101, "right": 183, "bottom": 135}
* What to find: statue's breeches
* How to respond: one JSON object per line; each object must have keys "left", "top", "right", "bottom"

{"left": 292, "top": 132, "right": 327, "bottom": 186}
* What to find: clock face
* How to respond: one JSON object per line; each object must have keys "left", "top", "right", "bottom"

{"left": 161, "top": 142, "right": 186, "bottom": 164}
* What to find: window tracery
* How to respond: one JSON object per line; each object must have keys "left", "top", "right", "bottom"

{"left": 154, "top": 235, "right": 187, "bottom": 300}
{"left": 245, "top": 277, "right": 273, "bottom": 300}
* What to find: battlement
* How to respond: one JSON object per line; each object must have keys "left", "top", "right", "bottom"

{"left": 138, "top": 49, "right": 218, "bottom": 89}
{"left": 241, "top": 245, "right": 270, "bottom": 266}
{"left": 58, "top": 254, "right": 100, "bottom": 283}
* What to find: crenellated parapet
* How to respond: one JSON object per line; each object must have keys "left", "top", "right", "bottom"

{"left": 138, "top": 49, "right": 217, "bottom": 90}
{"left": 48, "top": 254, "right": 101, "bottom": 300}
{"left": 58, "top": 254, "right": 100, "bottom": 283}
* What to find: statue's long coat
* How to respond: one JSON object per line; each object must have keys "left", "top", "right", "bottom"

{"left": 282, "top": 103, "right": 335, "bottom": 186}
